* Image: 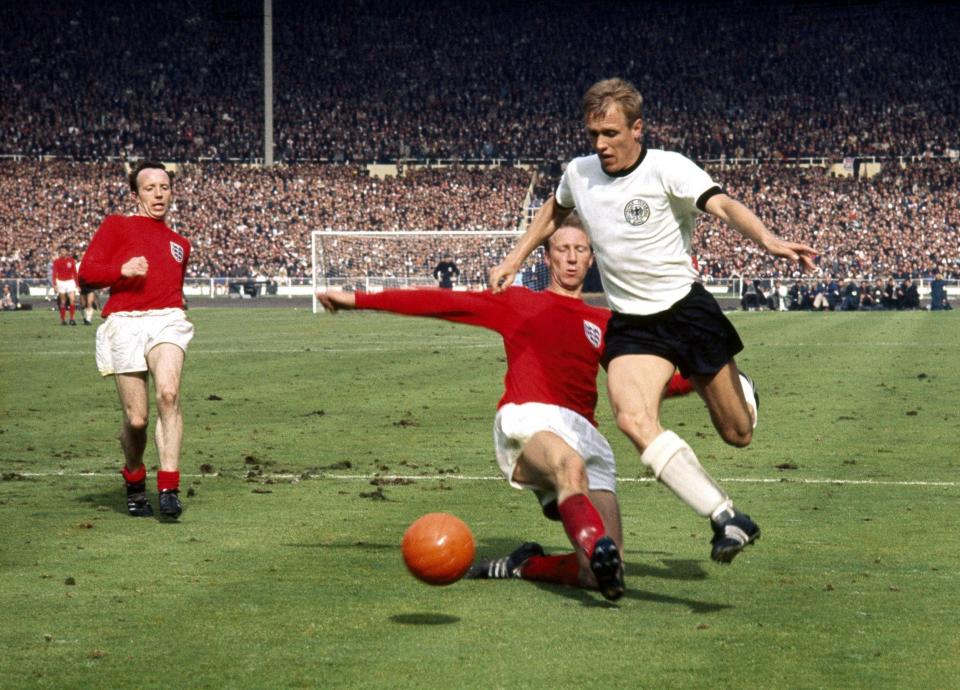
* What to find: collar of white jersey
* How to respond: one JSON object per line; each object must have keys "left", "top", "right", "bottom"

{"left": 603, "top": 145, "right": 647, "bottom": 179}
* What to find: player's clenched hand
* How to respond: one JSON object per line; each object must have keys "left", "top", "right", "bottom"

{"left": 121, "top": 256, "right": 149, "bottom": 277}
{"left": 316, "top": 290, "right": 356, "bottom": 312}
{"left": 488, "top": 261, "right": 518, "bottom": 294}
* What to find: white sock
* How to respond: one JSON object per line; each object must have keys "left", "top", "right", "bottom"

{"left": 640, "top": 430, "right": 730, "bottom": 518}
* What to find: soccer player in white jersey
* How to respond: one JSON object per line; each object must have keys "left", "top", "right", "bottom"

{"left": 490, "top": 78, "right": 818, "bottom": 563}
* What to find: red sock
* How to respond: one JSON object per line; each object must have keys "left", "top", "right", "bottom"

{"left": 59, "top": 305, "right": 66, "bottom": 321}
{"left": 558, "top": 494, "right": 605, "bottom": 558}
{"left": 157, "top": 470, "right": 180, "bottom": 492}
{"left": 122, "top": 465, "right": 146, "bottom": 485}
{"left": 69, "top": 304, "right": 76, "bottom": 319}
{"left": 519, "top": 554, "right": 582, "bottom": 587}
{"left": 666, "top": 372, "right": 694, "bottom": 397}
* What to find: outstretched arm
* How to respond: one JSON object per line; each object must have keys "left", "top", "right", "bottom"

{"left": 316, "top": 290, "right": 357, "bottom": 312}
{"left": 704, "top": 193, "right": 817, "bottom": 273}
{"left": 316, "top": 288, "right": 510, "bottom": 332}
{"left": 488, "top": 197, "right": 572, "bottom": 293}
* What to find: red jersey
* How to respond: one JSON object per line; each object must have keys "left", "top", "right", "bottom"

{"left": 52, "top": 256, "right": 78, "bottom": 282}
{"left": 78, "top": 215, "right": 190, "bottom": 316}
{"left": 356, "top": 287, "right": 609, "bottom": 426}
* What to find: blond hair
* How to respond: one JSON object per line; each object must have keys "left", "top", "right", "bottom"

{"left": 542, "top": 211, "right": 590, "bottom": 252}
{"left": 582, "top": 78, "right": 643, "bottom": 125}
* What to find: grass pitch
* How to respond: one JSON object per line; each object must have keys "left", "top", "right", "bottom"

{"left": 1, "top": 306, "right": 958, "bottom": 689}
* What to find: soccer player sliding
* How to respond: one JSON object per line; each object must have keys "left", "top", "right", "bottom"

{"left": 318, "top": 214, "right": 692, "bottom": 601}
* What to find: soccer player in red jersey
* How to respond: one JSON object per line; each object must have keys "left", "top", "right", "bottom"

{"left": 78, "top": 161, "right": 193, "bottom": 520}
{"left": 51, "top": 245, "right": 79, "bottom": 325}
{"left": 319, "top": 216, "right": 691, "bottom": 601}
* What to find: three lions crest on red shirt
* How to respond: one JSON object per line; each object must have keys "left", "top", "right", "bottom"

{"left": 170, "top": 241, "right": 184, "bottom": 264}
{"left": 583, "top": 320, "right": 602, "bottom": 349}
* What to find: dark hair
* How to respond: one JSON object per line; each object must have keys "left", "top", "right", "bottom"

{"left": 128, "top": 160, "right": 173, "bottom": 192}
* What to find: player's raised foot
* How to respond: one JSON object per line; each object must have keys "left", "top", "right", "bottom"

{"left": 158, "top": 489, "right": 182, "bottom": 519}
{"left": 125, "top": 484, "right": 154, "bottom": 517}
{"left": 465, "top": 541, "right": 544, "bottom": 579}
{"left": 710, "top": 510, "right": 760, "bottom": 564}
{"left": 739, "top": 372, "right": 759, "bottom": 429}
{"left": 589, "top": 536, "right": 625, "bottom": 601}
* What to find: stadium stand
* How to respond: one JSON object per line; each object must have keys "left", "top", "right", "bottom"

{"left": 2, "top": 1, "right": 958, "bottom": 161}
{"left": 0, "top": 1, "right": 957, "bottom": 288}
{"left": 3, "top": 160, "right": 955, "bottom": 283}
{"left": 0, "top": 162, "right": 529, "bottom": 279}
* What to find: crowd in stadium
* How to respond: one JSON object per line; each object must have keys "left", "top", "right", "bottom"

{"left": 697, "top": 162, "right": 959, "bottom": 282}
{"left": 1, "top": 1, "right": 958, "bottom": 292}
{"left": 0, "top": 161, "right": 529, "bottom": 281}
{"left": 530, "top": 160, "right": 960, "bottom": 282}
{"left": 2, "top": 159, "right": 956, "bottom": 284}
{"left": 2, "top": 1, "right": 958, "bottom": 162}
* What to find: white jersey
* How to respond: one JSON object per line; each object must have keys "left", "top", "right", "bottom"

{"left": 556, "top": 147, "right": 719, "bottom": 315}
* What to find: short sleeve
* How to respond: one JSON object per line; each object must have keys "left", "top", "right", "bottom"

{"left": 555, "top": 165, "right": 575, "bottom": 209}
{"left": 662, "top": 153, "right": 718, "bottom": 214}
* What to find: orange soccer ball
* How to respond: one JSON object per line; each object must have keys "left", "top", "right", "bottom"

{"left": 401, "top": 512, "right": 476, "bottom": 586}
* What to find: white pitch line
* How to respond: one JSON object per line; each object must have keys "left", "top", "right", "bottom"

{"left": 7, "top": 471, "right": 958, "bottom": 487}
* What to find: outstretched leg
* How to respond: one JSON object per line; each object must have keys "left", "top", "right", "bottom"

{"left": 608, "top": 354, "right": 759, "bottom": 562}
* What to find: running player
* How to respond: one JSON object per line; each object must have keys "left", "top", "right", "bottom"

{"left": 78, "top": 161, "right": 193, "bottom": 520}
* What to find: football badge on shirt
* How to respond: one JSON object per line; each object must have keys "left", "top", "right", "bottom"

{"left": 170, "top": 241, "right": 184, "bottom": 263}
{"left": 624, "top": 198, "right": 650, "bottom": 225}
{"left": 583, "top": 320, "right": 603, "bottom": 349}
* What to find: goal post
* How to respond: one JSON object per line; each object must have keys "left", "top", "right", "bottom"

{"left": 311, "top": 230, "right": 548, "bottom": 313}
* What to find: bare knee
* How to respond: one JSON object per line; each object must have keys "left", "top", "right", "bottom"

{"left": 615, "top": 410, "right": 639, "bottom": 440}
{"left": 615, "top": 410, "right": 660, "bottom": 451}
{"left": 718, "top": 423, "right": 752, "bottom": 448}
{"left": 156, "top": 387, "right": 180, "bottom": 413}
{"left": 553, "top": 455, "right": 589, "bottom": 496}
{"left": 123, "top": 414, "right": 148, "bottom": 433}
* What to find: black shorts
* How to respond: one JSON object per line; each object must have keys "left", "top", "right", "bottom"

{"left": 602, "top": 283, "right": 744, "bottom": 378}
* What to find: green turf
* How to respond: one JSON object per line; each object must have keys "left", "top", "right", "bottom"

{"left": 1, "top": 307, "right": 958, "bottom": 689}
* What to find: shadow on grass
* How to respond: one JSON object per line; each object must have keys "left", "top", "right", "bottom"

{"left": 390, "top": 613, "right": 460, "bottom": 625}
{"left": 627, "top": 558, "right": 708, "bottom": 581}
{"left": 75, "top": 488, "right": 184, "bottom": 523}
{"left": 529, "top": 580, "right": 731, "bottom": 613}
{"left": 76, "top": 488, "right": 127, "bottom": 516}
{"left": 620, "top": 587, "right": 731, "bottom": 613}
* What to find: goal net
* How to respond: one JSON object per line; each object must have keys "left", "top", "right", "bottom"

{"left": 311, "top": 230, "right": 548, "bottom": 313}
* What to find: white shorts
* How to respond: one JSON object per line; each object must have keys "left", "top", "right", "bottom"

{"left": 493, "top": 402, "right": 617, "bottom": 506}
{"left": 95, "top": 308, "right": 194, "bottom": 377}
{"left": 56, "top": 279, "right": 77, "bottom": 295}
